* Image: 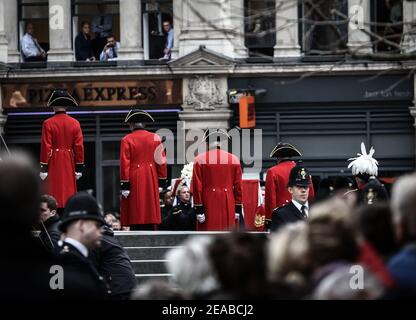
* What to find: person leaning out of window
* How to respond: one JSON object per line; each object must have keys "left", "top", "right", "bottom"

{"left": 75, "top": 21, "right": 96, "bottom": 62}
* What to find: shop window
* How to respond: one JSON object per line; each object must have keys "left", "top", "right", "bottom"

{"left": 72, "top": 0, "right": 120, "bottom": 61}
{"left": 371, "top": 0, "right": 403, "bottom": 53}
{"left": 18, "top": 0, "right": 49, "bottom": 62}
{"left": 244, "top": 0, "right": 276, "bottom": 57}
{"left": 301, "top": 0, "right": 348, "bottom": 55}
{"left": 142, "top": 0, "right": 173, "bottom": 60}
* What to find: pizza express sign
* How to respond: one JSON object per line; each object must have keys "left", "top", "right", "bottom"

{"left": 2, "top": 80, "right": 182, "bottom": 109}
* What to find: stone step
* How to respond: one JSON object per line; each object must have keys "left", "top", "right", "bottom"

{"left": 135, "top": 273, "right": 171, "bottom": 285}
{"left": 115, "top": 231, "right": 229, "bottom": 247}
{"left": 125, "top": 246, "right": 178, "bottom": 260}
{"left": 131, "top": 260, "right": 168, "bottom": 274}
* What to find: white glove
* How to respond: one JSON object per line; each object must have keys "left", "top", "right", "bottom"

{"left": 197, "top": 214, "right": 206, "bottom": 224}
{"left": 121, "top": 190, "right": 130, "bottom": 198}
{"left": 40, "top": 172, "right": 48, "bottom": 180}
{"left": 75, "top": 172, "right": 82, "bottom": 180}
{"left": 235, "top": 213, "right": 240, "bottom": 220}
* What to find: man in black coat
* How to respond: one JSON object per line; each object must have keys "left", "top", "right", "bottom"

{"left": 39, "top": 194, "right": 61, "bottom": 251}
{"left": 57, "top": 192, "right": 111, "bottom": 299}
{"left": 271, "top": 165, "right": 312, "bottom": 232}
{"left": 90, "top": 224, "right": 137, "bottom": 300}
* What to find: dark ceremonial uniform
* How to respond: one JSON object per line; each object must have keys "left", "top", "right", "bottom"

{"left": 163, "top": 200, "right": 196, "bottom": 231}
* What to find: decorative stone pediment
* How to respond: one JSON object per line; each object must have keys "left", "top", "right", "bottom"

{"left": 169, "top": 45, "right": 235, "bottom": 67}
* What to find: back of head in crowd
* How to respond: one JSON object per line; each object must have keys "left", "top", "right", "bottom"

{"left": 268, "top": 222, "right": 311, "bottom": 284}
{"left": 390, "top": 173, "right": 416, "bottom": 245}
{"left": 209, "top": 232, "right": 269, "bottom": 299}
{"left": 0, "top": 151, "right": 40, "bottom": 239}
{"left": 165, "top": 236, "right": 218, "bottom": 299}
{"left": 308, "top": 198, "right": 359, "bottom": 268}
{"left": 354, "top": 204, "right": 397, "bottom": 259}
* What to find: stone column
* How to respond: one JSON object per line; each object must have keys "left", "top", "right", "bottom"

{"left": 179, "top": 75, "right": 232, "bottom": 130}
{"left": 348, "top": 0, "right": 372, "bottom": 54}
{"left": 179, "top": 0, "right": 246, "bottom": 58}
{"left": 231, "top": 0, "right": 248, "bottom": 58}
{"left": 402, "top": 0, "right": 416, "bottom": 53}
{"left": 4, "top": 0, "right": 19, "bottom": 63}
{"left": 274, "top": 0, "right": 301, "bottom": 58}
{"left": 118, "top": 0, "right": 143, "bottom": 60}
{"left": 0, "top": 0, "right": 8, "bottom": 63}
{"left": 48, "top": 0, "right": 74, "bottom": 62}
{"left": 171, "top": 0, "right": 181, "bottom": 59}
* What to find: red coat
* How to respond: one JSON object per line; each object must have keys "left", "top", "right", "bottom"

{"left": 242, "top": 179, "right": 261, "bottom": 231}
{"left": 120, "top": 129, "right": 167, "bottom": 226}
{"left": 40, "top": 112, "right": 84, "bottom": 208}
{"left": 192, "top": 148, "right": 242, "bottom": 231}
{"left": 264, "top": 160, "right": 315, "bottom": 222}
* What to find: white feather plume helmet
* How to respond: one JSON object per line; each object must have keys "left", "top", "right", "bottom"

{"left": 347, "top": 142, "right": 379, "bottom": 177}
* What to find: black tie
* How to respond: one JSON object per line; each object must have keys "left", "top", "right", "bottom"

{"left": 301, "top": 205, "right": 307, "bottom": 218}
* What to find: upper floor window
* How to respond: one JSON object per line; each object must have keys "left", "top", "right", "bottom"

{"left": 18, "top": 0, "right": 49, "bottom": 62}
{"left": 72, "top": 0, "right": 120, "bottom": 61}
{"left": 371, "top": 0, "right": 403, "bottom": 53}
{"left": 244, "top": 0, "right": 276, "bottom": 57}
{"left": 142, "top": 0, "right": 173, "bottom": 60}
{"left": 301, "top": 0, "right": 348, "bottom": 55}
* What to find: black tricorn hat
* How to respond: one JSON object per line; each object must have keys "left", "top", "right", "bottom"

{"left": 288, "top": 165, "right": 311, "bottom": 188}
{"left": 124, "top": 109, "right": 155, "bottom": 123}
{"left": 270, "top": 142, "right": 302, "bottom": 158}
{"left": 202, "top": 128, "right": 231, "bottom": 142}
{"left": 47, "top": 89, "right": 78, "bottom": 108}
{"left": 59, "top": 192, "right": 105, "bottom": 231}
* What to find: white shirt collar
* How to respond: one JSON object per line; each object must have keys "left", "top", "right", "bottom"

{"left": 291, "top": 200, "right": 309, "bottom": 216}
{"left": 64, "top": 237, "right": 89, "bottom": 258}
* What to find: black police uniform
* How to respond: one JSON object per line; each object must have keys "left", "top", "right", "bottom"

{"left": 89, "top": 225, "right": 137, "bottom": 300}
{"left": 271, "top": 165, "right": 311, "bottom": 232}
{"left": 271, "top": 202, "right": 307, "bottom": 232}
{"left": 39, "top": 214, "right": 61, "bottom": 251}
{"left": 58, "top": 241, "right": 112, "bottom": 299}
{"left": 162, "top": 200, "right": 196, "bottom": 231}
{"left": 57, "top": 192, "right": 112, "bottom": 299}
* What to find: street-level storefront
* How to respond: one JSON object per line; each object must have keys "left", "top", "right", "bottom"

{"left": 229, "top": 73, "right": 415, "bottom": 189}
{"left": 2, "top": 78, "right": 182, "bottom": 212}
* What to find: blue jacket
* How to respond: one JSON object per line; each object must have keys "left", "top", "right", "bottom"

{"left": 388, "top": 243, "right": 416, "bottom": 297}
